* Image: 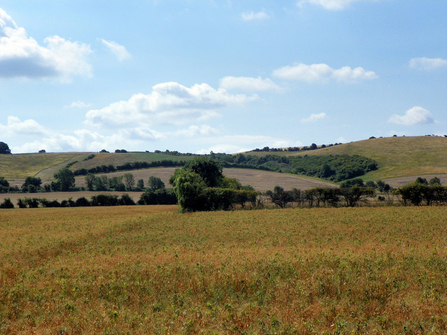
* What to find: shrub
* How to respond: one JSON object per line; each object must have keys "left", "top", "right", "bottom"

{"left": 0, "top": 198, "right": 14, "bottom": 209}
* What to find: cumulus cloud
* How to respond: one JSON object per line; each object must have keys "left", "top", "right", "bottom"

{"left": 301, "top": 112, "right": 327, "bottom": 123}
{"left": 64, "top": 101, "right": 92, "bottom": 109}
{"left": 241, "top": 11, "right": 270, "bottom": 21}
{"left": 219, "top": 76, "right": 281, "bottom": 91}
{"left": 85, "top": 82, "right": 258, "bottom": 127}
{"left": 0, "top": 8, "right": 92, "bottom": 81}
{"left": 273, "top": 63, "right": 378, "bottom": 83}
{"left": 174, "top": 125, "right": 220, "bottom": 137}
{"left": 0, "top": 116, "right": 48, "bottom": 136}
{"left": 409, "top": 57, "right": 447, "bottom": 70}
{"left": 297, "top": 0, "right": 378, "bottom": 11}
{"left": 388, "top": 106, "right": 435, "bottom": 126}
{"left": 99, "top": 39, "right": 131, "bottom": 61}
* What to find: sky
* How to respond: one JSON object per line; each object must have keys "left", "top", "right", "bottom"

{"left": 0, "top": 0, "right": 446, "bottom": 154}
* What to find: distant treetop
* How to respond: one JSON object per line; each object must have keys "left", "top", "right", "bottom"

{"left": 0, "top": 142, "right": 11, "bottom": 154}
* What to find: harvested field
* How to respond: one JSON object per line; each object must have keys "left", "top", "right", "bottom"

{"left": 73, "top": 167, "right": 336, "bottom": 192}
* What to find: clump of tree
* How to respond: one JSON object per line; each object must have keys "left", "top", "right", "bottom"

{"left": 169, "top": 158, "right": 258, "bottom": 212}
{"left": 396, "top": 177, "right": 446, "bottom": 206}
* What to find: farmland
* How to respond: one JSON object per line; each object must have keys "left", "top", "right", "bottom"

{"left": 1, "top": 206, "right": 446, "bottom": 334}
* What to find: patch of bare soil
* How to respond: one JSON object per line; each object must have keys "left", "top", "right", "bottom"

{"left": 384, "top": 174, "right": 447, "bottom": 188}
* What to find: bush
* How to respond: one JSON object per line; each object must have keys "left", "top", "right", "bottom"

{"left": 119, "top": 194, "right": 136, "bottom": 206}
{"left": 138, "top": 188, "right": 177, "bottom": 205}
{"left": 0, "top": 198, "right": 14, "bottom": 209}
{"left": 91, "top": 194, "right": 119, "bottom": 206}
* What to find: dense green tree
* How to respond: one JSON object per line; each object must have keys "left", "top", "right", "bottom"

{"left": 22, "top": 177, "right": 42, "bottom": 192}
{"left": 0, "top": 142, "right": 11, "bottom": 154}
{"left": 170, "top": 169, "right": 207, "bottom": 212}
{"left": 183, "top": 157, "right": 223, "bottom": 187}
{"left": 54, "top": 168, "right": 75, "bottom": 191}
{"left": 148, "top": 176, "right": 165, "bottom": 191}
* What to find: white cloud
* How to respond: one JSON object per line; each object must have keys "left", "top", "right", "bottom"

{"left": 241, "top": 11, "right": 270, "bottom": 21}
{"left": 64, "top": 101, "right": 92, "bottom": 109}
{"left": 219, "top": 76, "right": 281, "bottom": 91}
{"left": 409, "top": 57, "right": 447, "bottom": 70}
{"left": 301, "top": 112, "right": 327, "bottom": 123}
{"left": 388, "top": 106, "right": 435, "bottom": 126}
{"left": 85, "top": 82, "right": 258, "bottom": 127}
{"left": 0, "top": 8, "right": 92, "bottom": 81}
{"left": 272, "top": 63, "right": 378, "bottom": 83}
{"left": 174, "top": 125, "right": 220, "bottom": 137}
{"left": 99, "top": 39, "right": 131, "bottom": 61}
{"left": 297, "top": 0, "right": 379, "bottom": 11}
{"left": 0, "top": 116, "right": 48, "bottom": 136}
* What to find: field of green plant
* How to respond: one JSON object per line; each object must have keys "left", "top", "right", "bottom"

{"left": 1, "top": 206, "right": 446, "bottom": 334}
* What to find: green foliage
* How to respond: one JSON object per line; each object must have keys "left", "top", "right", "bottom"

{"left": 138, "top": 188, "right": 177, "bottom": 205}
{"left": 22, "top": 176, "right": 42, "bottom": 191}
{"left": 118, "top": 194, "right": 136, "bottom": 206}
{"left": 183, "top": 157, "right": 224, "bottom": 187}
{"left": 170, "top": 169, "right": 207, "bottom": 212}
{"left": 91, "top": 194, "right": 119, "bottom": 206}
{"left": 340, "top": 178, "right": 364, "bottom": 188}
{"left": 54, "top": 168, "right": 75, "bottom": 191}
{"left": 212, "top": 153, "right": 378, "bottom": 182}
{"left": 429, "top": 177, "right": 442, "bottom": 186}
{"left": 339, "top": 187, "right": 375, "bottom": 207}
{"left": 266, "top": 186, "right": 294, "bottom": 208}
{"left": 0, "top": 177, "right": 9, "bottom": 188}
{"left": 0, "top": 198, "right": 14, "bottom": 208}
{"left": 0, "top": 141, "right": 11, "bottom": 154}
{"left": 148, "top": 176, "right": 165, "bottom": 191}
{"left": 170, "top": 158, "right": 259, "bottom": 212}
{"left": 123, "top": 173, "right": 135, "bottom": 190}
{"left": 396, "top": 181, "right": 447, "bottom": 206}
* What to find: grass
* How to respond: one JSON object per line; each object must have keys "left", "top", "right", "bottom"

{"left": 248, "top": 136, "right": 447, "bottom": 181}
{"left": 1, "top": 206, "right": 446, "bottom": 334}
{"left": 0, "top": 153, "right": 86, "bottom": 181}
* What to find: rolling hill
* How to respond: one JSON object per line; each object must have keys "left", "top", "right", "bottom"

{"left": 246, "top": 136, "right": 447, "bottom": 181}
{"left": 1, "top": 136, "right": 446, "bottom": 190}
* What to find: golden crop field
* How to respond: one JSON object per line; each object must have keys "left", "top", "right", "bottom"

{"left": 0, "top": 206, "right": 446, "bottom": 334}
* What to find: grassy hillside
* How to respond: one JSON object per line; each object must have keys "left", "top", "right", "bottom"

{"left": 248, "top": 136, "right": 447, "bottom": 181}
{"left": 0, "top": 152, "right": 85, "bottom": 181}
{"left": 1, "top": 136, "right": 446, "bottom": 183}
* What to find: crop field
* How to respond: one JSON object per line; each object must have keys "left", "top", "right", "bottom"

{"left": 72, "top": 168, "right": 336, "bottom": 192}
{"left": 0, "top": 206, "right": 446, "bottom": 334}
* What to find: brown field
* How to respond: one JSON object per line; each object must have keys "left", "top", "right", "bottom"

{"left": 0, "top": 206, "right": 446, "bottom": 334}
{"left": 73, "top": 167, "right": 337, "bottom": 192}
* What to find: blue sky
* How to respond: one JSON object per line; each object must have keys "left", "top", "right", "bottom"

{"left": 1, "top": 0, "right": 446, "bottom": 154}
